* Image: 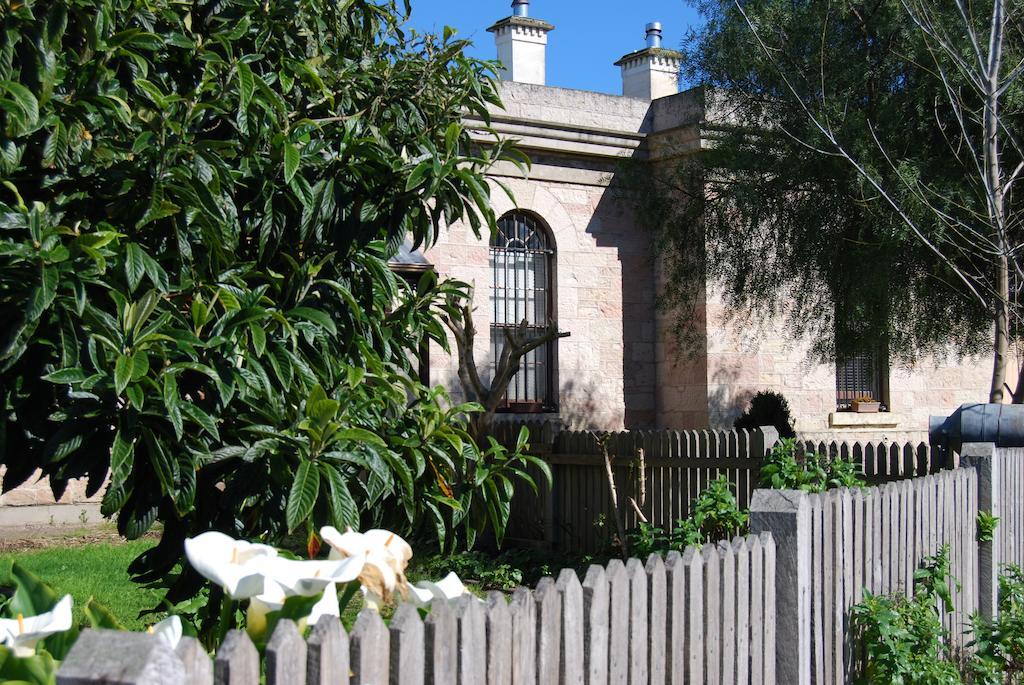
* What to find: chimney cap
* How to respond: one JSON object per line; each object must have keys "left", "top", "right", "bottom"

{"left": 645, "top": 21, "right": 663, "bottom": 49}
{"left": 513, "top": 0, "right": 528, "bottom": 17}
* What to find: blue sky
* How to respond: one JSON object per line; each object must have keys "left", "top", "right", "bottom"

{"left": 406, "top": 1, "right": 704, "bottom": 95}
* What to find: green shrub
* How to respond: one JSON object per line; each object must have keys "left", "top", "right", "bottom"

{"left": 851, "top": 546, "right": 963, "bottom": 684}
{"left": 0, "top": 0, "right": 537, "bottom": 629}
{"left": 759, "top": 439, "right": 865, "bottom": 492}
{"left": 627, "top": 475, "right": 749, "bottom": 556}
{"left": 734, "top": 390, "right": 797, "bottom": 438}
{"left": 970, "top": 564, "right": 1024, "bottom": 683}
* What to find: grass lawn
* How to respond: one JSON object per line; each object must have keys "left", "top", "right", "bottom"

{"left": 9, "top": 539, "right": 161, "bottom": 631}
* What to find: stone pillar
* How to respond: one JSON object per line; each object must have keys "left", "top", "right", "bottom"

{"left": 961, "top": 441, "right": 999, "bottom": 620}
{"left": 488, "top": 1, "right": 554, "bottom": 86}
{"left": 749, "top": 489, "right": 811, "bottom": 685}
{"left": 614, "top": 23, "right": 681, "bottom": 100}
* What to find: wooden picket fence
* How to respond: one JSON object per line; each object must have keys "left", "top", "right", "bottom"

{"left": 498, "top": 422, "right": 944, "bottom": 553}
{"left": 57, "top": 535, "right": 777, "bottom": 685}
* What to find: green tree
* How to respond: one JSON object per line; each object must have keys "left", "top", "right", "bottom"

{"left": 643, "top": 0, "right": 1023, "bottom": 397}
{"left": 0, "top": 0, "right": 534, "bottom": 617}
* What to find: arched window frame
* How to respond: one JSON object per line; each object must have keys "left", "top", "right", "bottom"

{"left": 490, "top": 211, "right": 558, "bottom": 412}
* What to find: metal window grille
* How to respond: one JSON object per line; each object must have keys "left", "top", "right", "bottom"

{"left": 490, "top": 213, "right": 556, "bottom": 410}
{"left": 836, "top": 350, "right": 888, "bottom": 410}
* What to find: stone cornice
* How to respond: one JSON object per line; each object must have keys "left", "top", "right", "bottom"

{"left": 614, "top": 47, "right": 683, "bottom": 69}
{"left": 486, "top": 16, "right": 555, "bottom": 35}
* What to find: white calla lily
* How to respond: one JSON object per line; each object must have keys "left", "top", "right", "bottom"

{"left": 0, "top": 594, "right": 73, "bottom": 657}
{"left": 308, "top": 582, "right": 340, "bottom": 625}
{"left": 409, "top": 572, "right": 473, "bottom": 607}
{"left": 320, "top": 526, "right": 412, "bottom": 603}
{"left": 254, "top": 556, "right": 364, "bottom": 597}
{"left": 184, "top": 531, "right": 278, "bottom": 599}
{"left": 148, "top": 615, "right": 183, "bottom": 649}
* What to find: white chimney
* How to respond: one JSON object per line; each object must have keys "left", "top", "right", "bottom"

{"left": 614, "top": 22, "right": 682, "bottom": 100}
{"left": 487, "top": 0, "right": 554, "bottom": 86}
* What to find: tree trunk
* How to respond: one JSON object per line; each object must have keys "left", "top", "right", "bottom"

{"left": 986, "top": 0, "right": 1010, "bottom": 404}
{"left": 991, "top": 256, "right": 1010, "bottom": 402}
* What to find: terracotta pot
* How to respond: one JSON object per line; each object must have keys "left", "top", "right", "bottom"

{"left": 852, "top": 400, "right": 881, "bottom": 413}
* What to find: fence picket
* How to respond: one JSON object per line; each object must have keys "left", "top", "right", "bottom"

{"left": 510, "top": 587, "right": 537, "bottom": 685}
{"left": 582, "top": 566, "right": 609, "bottom": 685}
{"left": 388, "top": 604, "right": 424, "bottom": 685}
{"left": 454, "top": 595, "right": 487, "bottom": 685}
{"left": 605, "top": 560, "right": 629, "bottom": 684}
{"left": 307, "top": 616, "right": 349, "bottom": 685}
{"left": 645, "top": 555, "right": 667, "bottom": 685}
{"left": 351, "top": 610, "right": 390, "bottom": 685}
{"left": 266, "top": 619, "right": 306, "bottom": 685}
{"left": 556, "top": 569, "right": 585, "bottom": 685}
{"left": 215, "top": 630, "right": 259, "bottom": 685}
{"left": 486, "top": 592, "right": 513, "bottom": 685}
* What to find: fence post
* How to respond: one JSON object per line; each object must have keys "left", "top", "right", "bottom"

{"left": 750, "top": 489, "right": 811, "bottom": 685}
{"left": 753, "top": 426, "right": 781, "bottom": 457}
{"left": 961, "top": 442, "right": 999, "bottom": 620}
{"left": 57, "top": 630, "right": 186, "bottom": 685}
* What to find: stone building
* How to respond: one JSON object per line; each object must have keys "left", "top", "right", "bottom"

{"left": 418, "top": 0, "right": 992, "bottom": 440}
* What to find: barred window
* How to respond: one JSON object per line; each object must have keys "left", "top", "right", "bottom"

{"left": 490, "top": 212, "right": 557, "bottom": 410}
{"left": 836, "top": 348, "right": 889, "bottom": 411}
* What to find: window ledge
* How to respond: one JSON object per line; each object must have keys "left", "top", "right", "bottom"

{"left": 829, "top": 412, "right": 903, "bottom": 429}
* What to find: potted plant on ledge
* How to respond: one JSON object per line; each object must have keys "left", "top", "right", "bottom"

{"left": 851, "top": 396, "right": 881, "bottom": 413}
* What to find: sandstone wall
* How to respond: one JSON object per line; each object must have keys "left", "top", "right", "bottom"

{"left": 425, "top": 175, "right": 656, "bottom": 431}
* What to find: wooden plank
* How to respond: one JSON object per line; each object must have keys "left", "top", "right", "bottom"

{"left": 733, "top": 537, "right": 751, "bottom": 685}
{"left": 389, "top": 603, "right": 424, "bottom": 685}
{"left": 556, "top": 569, "right": 585, "bottom": 685}
{"left": 455, "top": 596, "right": 487, "bottom": 685}
{"left": 681, "top": 546, "right": 705, "bottom": 684}
{"left": 645, "top": 554, "right": 667, "bottom": 685}
{"left": 823, "top": 491, "right": 831, "bottom": 683}
{"left": 267, "top": 619, "right": 306, "bottom": 685}
{"left": 351, "top": 609, "right": 390, "bottom": 685}
{"left": 582, "top": 566, "right": 609, "bottom": 685}
{"left": 308, "top": 615, "right": 349, "bottom": 685}
{"left": 487, "top": 592, "right": 513, "bottom": 685}
{"left": 811, "top": 493, "right": 824, "bottom": 683}
{"left": 702, "top": 544, "right": 720, "bottom": 684}
{"left": 425, "top": 599, "right": 456, "bottom": 685}
{"left": 748, "top": 535, "right": 765, "bottom": 685}
{"left": 176, "top": 637, "right": 214, "bottom": 685}
{"left": 625, "top": 558, "right": 649, "bottom": 685}
{"left": 718, "top": 540, "right": 737, "bottom": 685}
{"left": 606, "top": 560, "right": 629, "bottom": 684}
{"left": 215, "top": 630, "right": 259, "bottom": 685}
{"left": 762, "top": 531, "right": 777, "bottom": 685}
{"left": 664, "top": 552, "right": 686, "bottom": 685}
{"left": 510, "top": 587, "right": 537, "bottom": 685}
{"left": 839, "top": 489, "right": 854, "bottom": 684}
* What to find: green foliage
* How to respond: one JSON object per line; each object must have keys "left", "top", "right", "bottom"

{"left": 0, "top": 648, "right": 57, "bottom": 685}
{"left": 627, "top": 475, "right": 749, "bottom": 556}
{"left": 851, "top": 546, "right": 963, "bottom": 684}
{"left": 733, "top": 390, "right": 796, "bottom": 439}
{"left": 969, "top": 565, "right": 1024, "bottom": 684}
{"left": 759, "top": 439, "right": 865, "bottom": 493}
{"left": 0, "top": 0, "right": 533, "bottom": 626}
{"left": 0, "top": 561, "right": 78, "bottom": 661}
{"left": 411, "top": 551, "right": 523, "bottom": 591}
{"left": 454, "top": 427, "right": 552, "bottom": 551}
{"left": 977, "top": 511, "right": 1000, "bottom": 544}
{"left": 634, "top": 0, "right": 1020, "bottom": 364}
{"left": 7, "top": 539, "right": 159, "bottom": 631}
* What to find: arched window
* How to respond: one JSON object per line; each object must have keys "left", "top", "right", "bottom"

{"left": 490, "top": 212, "right": 557, "bottom": 410}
